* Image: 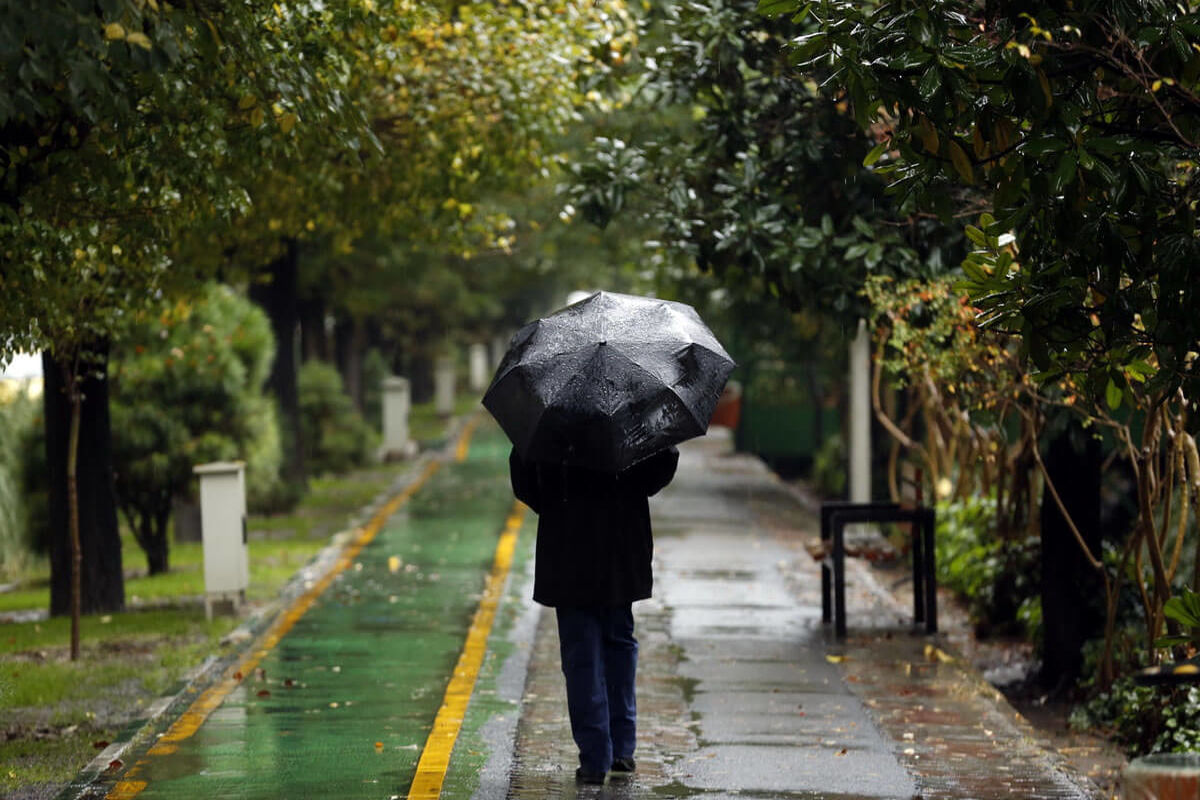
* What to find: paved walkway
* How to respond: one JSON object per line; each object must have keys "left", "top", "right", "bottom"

{"left": 505, "top": 431, "right": 1103, "bottom": 799}
{"left": 68, "top": 421, "right": 1106, "bottom": 799}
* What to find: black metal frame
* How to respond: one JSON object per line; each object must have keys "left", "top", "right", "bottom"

{"left": 819, "top": 501, "right": 937, "bottom": 638}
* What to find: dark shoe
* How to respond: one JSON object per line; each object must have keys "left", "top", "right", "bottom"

{"left": 575, "top": 767, "right": 606, "bottom": 785}
{"left": 610, "top": 756, "right": 636, "bottom": 774}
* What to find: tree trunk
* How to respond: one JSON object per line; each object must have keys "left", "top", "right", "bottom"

{"left": 146, "top": 506, "right": 170, "bottom": 575}
{"left": 44, "top": 347, "right": 124, "bottom": 622}
{"left": 410, "top": 350, "right": 434, "bottom": 404}
{"left": 67, "top": 374, "right": 82, "bottom": 660}
{"left": 1038, "top": 420, "right": 1103, "bottom": 691}
{"left": 249, "top": 239, "right": 307, "bottom": 489}
{"left": 299, "top": 293, "right": 328, "bottom": 363}
{"left": 334, "top": 315, "right": 366, "bottom": 411}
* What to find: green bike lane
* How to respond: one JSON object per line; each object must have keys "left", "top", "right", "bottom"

{"left": 85, "top": 422, "right": 533, "bottom": 800}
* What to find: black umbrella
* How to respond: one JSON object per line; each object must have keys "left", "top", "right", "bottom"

{"left": 482, "top": 291, "right": 735, "bottom": 472}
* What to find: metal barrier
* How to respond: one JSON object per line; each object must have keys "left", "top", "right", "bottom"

{"left": 819, "top": 501, "right": 937, "bottom": 638}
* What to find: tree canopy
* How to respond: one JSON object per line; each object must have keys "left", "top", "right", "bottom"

{"left": 763, "top": 0, "right": 1200, "bottom": 406}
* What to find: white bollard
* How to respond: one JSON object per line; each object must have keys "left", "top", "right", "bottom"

{"left": 381, "top": 376, "right": 416, "bottom": 460}
{"left": 468, "top": 343, "right": 489, "bottom": 393}
{"left": 434, "top": 355, "right": 456, "bottom": 416}
{"left": 491, "top": 334, "right": 508, "bottom": 373}
{"left": 848, "top": 318, "right": 871, "bottom": 503}
{"left": 194, "top": 461, "right": 248, "bottom": 621}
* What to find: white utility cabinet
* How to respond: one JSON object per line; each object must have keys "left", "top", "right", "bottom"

{"left": 382, "top": 376, "right": 412, "bottom": 458}
{"left": 194, "top": 461, "right": 249, "bottom": 621}
{"left": 434, "top": 355, "right": 456, "bottom": 416}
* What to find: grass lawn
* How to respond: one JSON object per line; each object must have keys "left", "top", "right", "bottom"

{"left": 0, "top": 401, "right": 476, "bottom": 797}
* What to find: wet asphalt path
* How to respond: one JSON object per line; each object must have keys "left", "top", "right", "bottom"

{"left": 85, "top": 424, "right": 521, "bottom": 800}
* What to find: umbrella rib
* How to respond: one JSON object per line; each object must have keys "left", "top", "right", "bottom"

{"left": 599, "top": 346, "right": 707, "bottom": 432}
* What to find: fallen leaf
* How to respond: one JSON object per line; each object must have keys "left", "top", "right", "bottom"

{"left": 257, "top": 690, "right": 271, "bottom": 698}
{"left": 284, "top": 678, "right": 296, "bottom": 688}
{"left": 825, "top": 654, "right": 848, "bottom": 664}
{"left": 835, "top": 748, "right": 848, "bottom": 757}
{"left": 107, "top": 759, "right": 124, "bottom": 771}
{"left": 234, "top": 671, "right": 244, "bottom": 681}
{"left": 92, "top": 740, "right": 110, "bottom": 749}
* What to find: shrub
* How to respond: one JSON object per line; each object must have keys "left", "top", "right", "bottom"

{"left": 362, "top": 348, "right": 388, "bottom": 433}
{"left": 0, "top": 389, "right": 38, "bottom": 578}
{"left": 298, "top": 361, "right": 379, "bottom": 476}
{"left": 110, "top": 284, "right": 282, "bottom": 572}
{"left": 1071, "top": 678, "right": 1200, "bottom": 756}
{"left": 935, "top": 494, "right": 1040, "bottom": 638}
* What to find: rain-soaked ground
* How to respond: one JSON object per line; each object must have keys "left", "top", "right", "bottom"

{"left": 79, "top": 425, "right": 520, "bottom": 800}
{"left": 71, "top": 422, "right": 1108, "bottom": 800}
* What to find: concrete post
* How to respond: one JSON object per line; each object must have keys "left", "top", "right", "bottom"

{"left": 194, "top": 461, "right": 248, "bottom": 621}
{"left": 468, "top": 343, "right": 489, "bottom": 393}
{"left": 382, "top": 376, "right": 416, "bottom": 459}
{"left": 849, "top": 319, "right": 871, "bottom": 503}
{"left": 491, "top": 335, "right": 508, "bottom": 373}
{"left": 434, "top": 355, "right": 456, "bottom": 417}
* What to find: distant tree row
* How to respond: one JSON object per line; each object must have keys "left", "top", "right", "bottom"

{"left": 0, "top": 0, "right": 639, "bottom": 656}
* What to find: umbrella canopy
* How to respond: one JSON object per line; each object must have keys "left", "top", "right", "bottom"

{"left": 483, "top": 291, "right": 735, "bottom": 472}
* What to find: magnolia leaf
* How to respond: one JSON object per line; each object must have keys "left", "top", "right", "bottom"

{"left": 1105, "top": 378, "right": 1122, "bottom": 410}
{"left": 126, "top": 32, "right": 153, "bottom": 50}
{"left": 947, "top": 139, "right": 974, "bottom": 183}
{"left": 863, "top": 141, "right": 887, "bottom": 167}
{"left": 1155, "top": 634, "right": 1192, "bottom": 648}
{"left": 1164, "top": 590, "right": 1200, "bottom": 628}
{"left": 279, "top": 113, "right": 298, "bottom": 134}
{"left": 757, "top": 0, "right": 800, "bottom": 15}
{"left": 1037, "top": 69, "right": 1053, "bottom": 109}
{"left": 917, "top": 118, "right": 939, "bottom": 155}
{"left": 104, "top": 23, "right": 126, "bottom": 41}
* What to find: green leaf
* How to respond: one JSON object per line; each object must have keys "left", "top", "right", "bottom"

{"left": 1154, "top": 634, "right": 1193, "bottom": 648}
{"left": 964, "top": 225, "right": 987, "bottom": 247}
{"left": 1051, "top": 153, "right": 1077, "bottom": 194}
{"left": 863, "top": 141, "right": 887, "bottom": 167}
{"left": 918, "top": 66, "right": 942, "bottom": 100}
{"left": 1164, "top": 590, "right": 1200, "bottom": 629}
{"left": 1105, "top": 378, "right": 1122, "bottom": 410}
{"left": 757, "top": 0, "right": 801, "bottom": 16}
{"left": 947, "top": 139, "right": 974, "bottom": 183}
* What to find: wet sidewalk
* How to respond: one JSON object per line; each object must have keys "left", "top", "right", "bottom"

{"left": 505, "top": 431, "right": 1103, "bottom": 799}
{"left": 67, "top": 421, "right": 1106, "bottom": 800}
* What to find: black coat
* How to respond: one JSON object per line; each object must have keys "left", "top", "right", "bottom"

{"left": 509, "top": 446, "right": 679, "bottom": 608}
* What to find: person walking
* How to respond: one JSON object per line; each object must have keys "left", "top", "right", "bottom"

{"left": 508, "top": 444, "right": 680, "bottom": 785}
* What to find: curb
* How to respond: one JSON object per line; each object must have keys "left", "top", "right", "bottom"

{"left": 53, "top": 423, "right": 470, "bottom": 800}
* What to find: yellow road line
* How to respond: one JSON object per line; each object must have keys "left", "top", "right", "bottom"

{"left": 455, "top": 415, "right": 481, "bottom": 463}
{"left": 407, "top": 502, "right": 526, "bottom": 800}
{"left": 105, "top": 453, "right": 449, "bottom": 799}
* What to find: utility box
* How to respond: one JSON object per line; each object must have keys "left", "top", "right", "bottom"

{"left": 381, "top": 376, "right": 417, "bottom": 460}
{"left": 194, "top": 461, "right": 249, "bottom": 621}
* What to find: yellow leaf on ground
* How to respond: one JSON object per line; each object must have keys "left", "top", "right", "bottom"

{"left": 825, "top": 654, "right": 848, "bottom": 664}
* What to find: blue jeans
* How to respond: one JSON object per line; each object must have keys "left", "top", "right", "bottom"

{"left": 555, "top": 605, "right": 638, "bottom": 774}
